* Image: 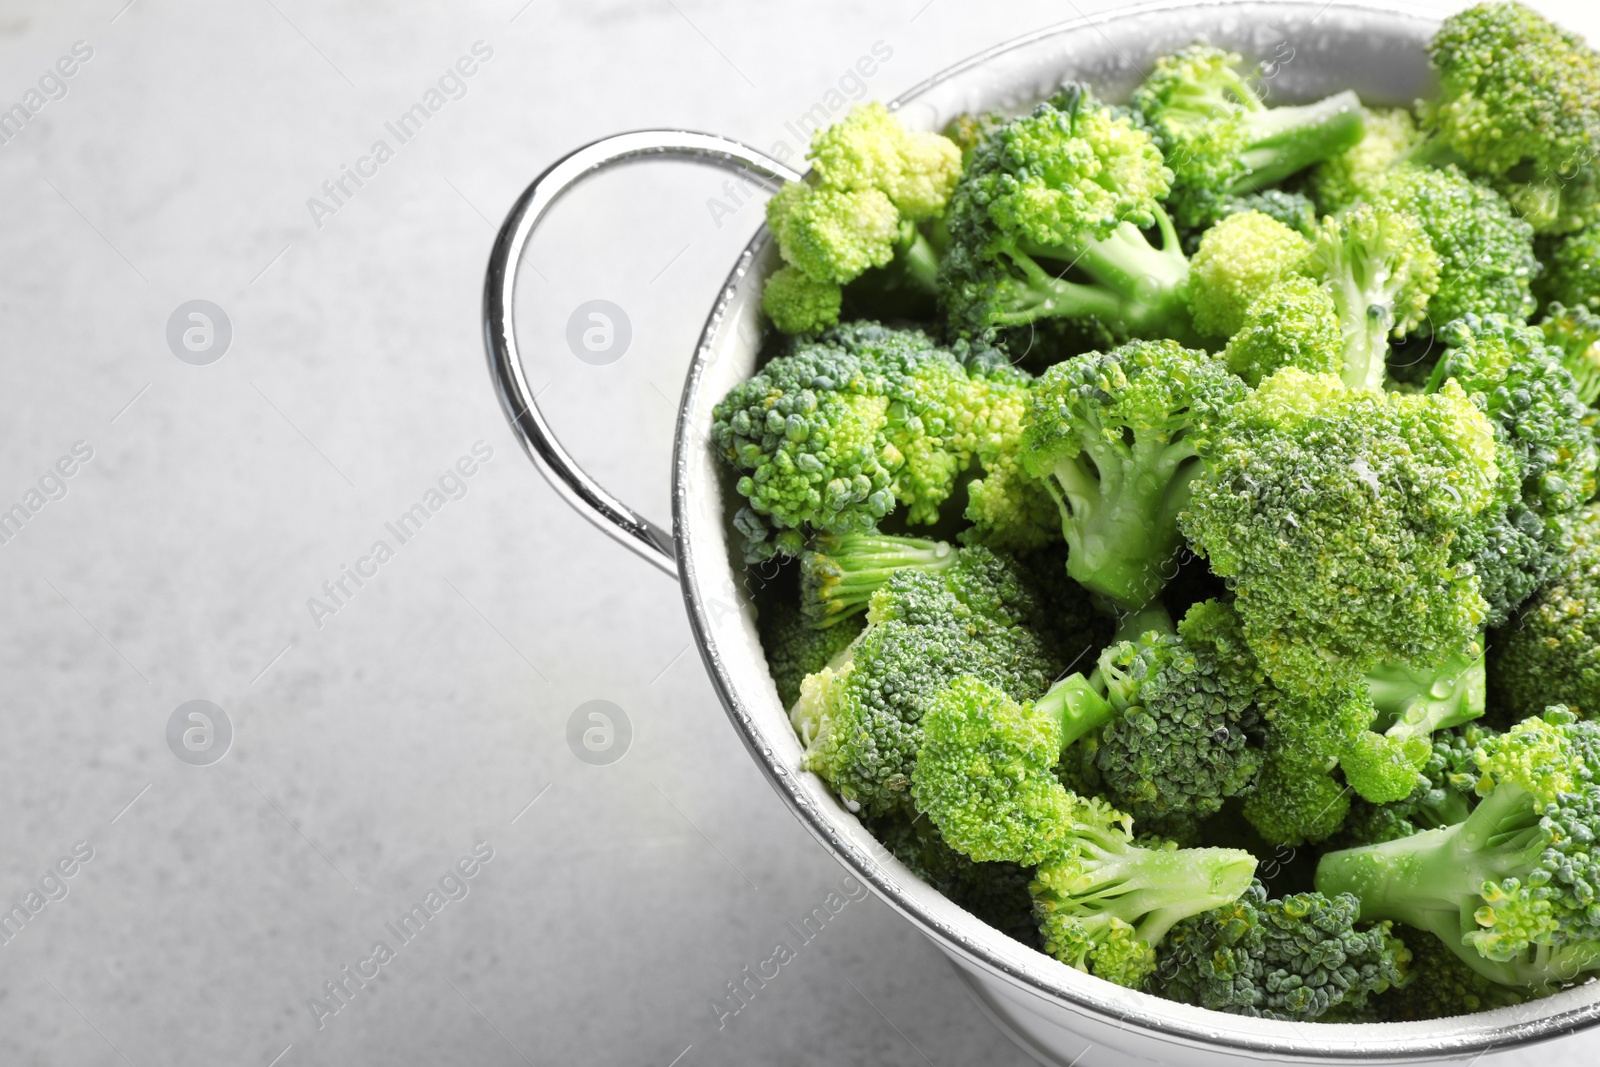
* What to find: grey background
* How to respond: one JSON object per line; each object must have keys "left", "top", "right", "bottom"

{"left": 0, "top": 1, "right": 1596, "bottom": 1065}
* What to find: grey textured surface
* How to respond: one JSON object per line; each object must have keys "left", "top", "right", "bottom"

{"left": 1, "top": 2, "right": 1597, "bottom": 1065}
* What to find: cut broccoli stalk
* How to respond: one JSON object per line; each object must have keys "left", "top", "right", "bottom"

{"left": 1365, "top": 642, "right": 1487, "bottom": 744}
{"left": 987, "top": 214, "right": 1193, "bottom": 339}
{"left": 800, "top": 532, "right": 959, "bottom": 627}
{"left": 1232, "top": 91, "right": 1365, "bottom": 194}
{"left": 1035, "top": 671, "right": 1119, "bottom": 750}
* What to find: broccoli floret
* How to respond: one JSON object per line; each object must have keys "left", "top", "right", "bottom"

{"left": 712, "top": 322, "right": 1032, "bottom": 560}
{"left": 1307, "top": 106, "right": 1423, "bottom": 214}
{"left": 1308, "top": 202, "right": 1440, "bottom": 393}
{"left": 794, "top": 546, "right": 1074, "bottom": 815}
{"left": 1029, "top": 803, "right": 1258, "bottom": 988}
{"left": 1184, "top": 368, "right": 1501, "bottom": 700}
{"left": 1423, "top": 2, "right": 1600, "bottom": 235}
{"left": 1316, "top": 707, "right": 1600, "bottom": 992}
{"left": 1373, "top": 164, "right": 1538, "bottom": 328}
{"left": 1491, "top": 503, "right": 1600, "bottom": 721}
{"left": 1338, "top": 725, "right": 1488, "bottom": 848}
{"left": 1093, "top": 601, "right": 1266, "bottom": 836}
{"left": 762, "top": 103, "right": 962, "bottom": 332}
{"left": 865, "top": 811, "right": 1038, "bottom": 946}
{"left": 1022, "top": 339, "right": 1246, "bottom": 612}
{"left": 1377, "top": 926, "right": 1527, "bottom": 1020}
{"left": 1427, "top": 314, "right": 1599, "bottom": 626}
{"left": 1129, "top": 44, "right": 1364, "bottom": 231}
{"left": 799, "top": 532, "right": 958, "bottom": 627}
{"left": 1537, "top": 226, "right": 1600, "bottom": 312}
{"left": 760, "top": 597, "right": 864, "bottom": 708}
{"left": 1187, "top": 211, "right": 1313, "bottom": 339}
{"left": 1538, "top": 302, "right": 1600, "bottom": 406}
{"left": 940, "top": 85, "right": 1194, "bottom": 342}
{"left": 1221, "top": 276, "right": 1343, "bottom": 387}
{"left": 1154, "top": 880, "right": 1410, "bottom": 1021}
{"left": 1185, "top": 190, "right": 1318, "bottom": 253}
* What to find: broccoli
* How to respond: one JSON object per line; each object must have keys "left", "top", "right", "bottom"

{"left": 1306, "top": 106, "right": 1423, "bottom": 214}
{"left": 1338, "top": 725, "right": 1488, "bottom": 848}
{"left": 712, "top": 322, "right": 1032, "bottom": 560}
{"left": 799, "top": 532, "right": 958, "bottom": 628}
{"left": 1184, "top": 368, "right": 1501, "bottom": 700}
{"left": 1537, "top": 226, "right": 1600, "bottom": 312}
{"left": 1316, "top": 707, "right": 1600, "bottom": 992}
{"left": 759, "top": 597, "right": 864, "bottom": 708}
{"left": 1426, "top": 314, "right": 1599, "bottom": 626}
{"left": 1181, "top": 189, "right": 1317, "bottom": 255}
{"left": 1187, "top": 210, "right": 1313, "bottom": 339}
{"left": 1307, "top": 202, "right": 1440, "bottom": 393}
{"left": 1377, "top": 926, "right": 1526, "bottom": 1020}
{"left": 1129, "top": 44, "right": 1364, "bottom": 231}
{"left": 761, "top": 103, "right": 962, "bottom": 332}
{"left": 794, "top": 546, "right": 1089, "bottom": 815}
{"left": 1538, "top": 302, "right": 1600, "bottom": 406}
{"left": 1372, "top": 164, "right": 1539, "bottom": 327}
{"left": 1422, "top": 2, "right": 1600, "bottom": 236}
{"left": 1092, "top": 600, "right": 1266, "bottom": 836}
{"left": 940, "top": 85, "right": 1194, "bottom": 342}
{"left": 1221, "top": 276, "right": 1343, "bottom": 387}
{"left": 1491, "top": 503, "right": 1600, "bottom": 721}
{"left": 1153, "top": 880, "right": 1410, "bottom": 1021}
{"left": 865, "top": 811, "right": 1039, "bottom": 946}
{"left": 1021, "top": 339, "right": 1246, "bottom": 612}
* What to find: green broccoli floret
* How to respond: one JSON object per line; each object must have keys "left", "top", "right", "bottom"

{"left": 1307, "top": 106, "right": 1423, "bottom": 214}
{"left": 1377, "top": 926, "right": 1526, "bottom": 1020}
{"left": 1307, "top": 202, "right": 1440, "bottom": 393}
{"left": 1538, "top": 302, "right": 1600, "bottom": 406}
{"left": 940, "top": 85, "right": 1194, "bottom": 342}
{"left": 1316, "top": 707, "right": 1600, "bottom": 992}
{"left": 1221, "top": 276, "right": 1343, "bottom": 387}
{"left": 1422, "top": 2, "right": 1600, "bottom": 235}
{"left": 1427, "top": 314, "right": 1599, "bottom": 627}
{"left": 1537, "top": 226, "right": 1600, "bottom": 312}
{"left": 761, "top": 103, "right": 962, "bottom": 332}
{"left": 1189, "top": 189, "right": 1318, "bottom": 251}
{"left": 1093, "top": 600, "right": 1266, "bottom": 836}
{"left": 1373, "top": 164, "right": 1538, "bottom": 327}
{"left": 1338, "top": 725, "right": 1488, "bottom": 848}
{"left": 1184, "top": 367, "right": 1501, "bottom": 700}
{"left": 1129, "top": 44, "right": 1364, "bottom": 231}
{"left": 712, "top": 322, "right": 1032, "bottom": 560}
{"left": 1154, "top": 880, "right": 1410, "bottom": 1021}
{"left": 794, "top": 546, "right": 1077, "bottom": 815}
{"left": 759, "top": 597, "right": 864, "bottom": 708}
{"left": 799, "top": 532, "right": 958, "bottom": 628}
{"left": 1021, "top": 339, "right": 1246, "bottom": 612}
{"left": 1029, "top": 804, "right": 1258, "bottom": 988}
{"left": 1491, "top": 503, "right": 1600, "bottom": 721}
{"left": 1187, "top": 210, "right": 1313, "bottom": 339}
{"left": 865, "top": 811, "right": 1038, "bottom": 946}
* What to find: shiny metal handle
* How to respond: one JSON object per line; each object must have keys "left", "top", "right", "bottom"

{"left": 483, "top": 130, "right": 801, "bottom": 576}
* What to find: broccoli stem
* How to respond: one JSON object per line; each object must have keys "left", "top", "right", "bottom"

{"left": 1045, "top": 432, "right": 1202, "bottom": 611}
{"left": 1067, "top": 826, "right": 1259, "bottom": 945}
{"left": 1036, "top": 673, "right": 1118, "bottom": 749}
{"left": 1112, "top": 601, "right": 1175, "bottom": 644}
{"left": 1232, "top": 90, "right": 1365, "bottom": 193}
{"left": 998, "top": 209, "right": 1194, "bottom": 340}
{"left": 1366, "top": 643, "right": 1487, "bottom": 742}
{"left": 800, "top": 533, "right": 957, "bottom": 627}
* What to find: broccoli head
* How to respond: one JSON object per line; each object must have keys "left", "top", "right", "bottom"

{"left": 1538, "top": 302, "right": 1600, "bottom": 407}
{"left": 1537, "top": 225, "right": 1600, "bottom": 312}
{"left": 1221, "top": 276, "right": 1343, "bottom": 387}
{"left": 1307, "top": 106, "right": 1423, "bottom": 214}
{"left": 865, "top": 811, "right": 1038, "bottom": 946}
{"left": 1129, "top": 44, "right": 1364, "bottom": 231}
{"left": 1338, "top": 724, "right": 1489, "bottom": 848}
{"left": 1022, "top": 339, "right": 1246, "bottom": 612}
{"left": 762, "top": 264, "right": 845, "bottom": 334}
{"left": 1184, "top": 368, "right": 1501, "bottom": 700}
{"left": 1318, "top": 707, "right": 1600, "bottom": 992}
{"left": 759, "top": 596, "right": 864, "bottom": 708}
{"left": 1424, "top": 2, "right": 1600, "bottom": 235}
{"left": 1154, "top": 880, "right": 1410, "bottom": 1021}
{"left": 1491, "top": 502, "right": 1600, "bottom": 721}
{"left": 940, "top": 85, "right": 1194, "bottom": 342}
{"left": 1187, "top": 210, "right": 1313, "bottom": 339}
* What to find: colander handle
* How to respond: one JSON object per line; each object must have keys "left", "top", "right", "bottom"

{"left": 483, "top": 130, "right": 800, "bottom": 577}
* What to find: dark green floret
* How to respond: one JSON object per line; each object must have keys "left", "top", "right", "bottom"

{"left": 760, "top": 597, "right": 864, "bottom": 708}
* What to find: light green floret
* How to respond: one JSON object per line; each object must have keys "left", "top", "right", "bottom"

{"left": 1317, "top": 708, "right": 1600, "bottom": 993}
{"left": 1306, "top": 106, "right": 1422, "bottom": 214}
{"left": 1187, "top": 211, "right": 1312, "bottom": 339}
{"left": 762, "top": 264, "right": 844, "bottom": 334}
{"left": 1373, "top": 164, "right": 1538, "bottom": 327}
{"left": 1221, "top": 276, "right": 1343, "bottom": 386}
{"left": 1538, "top": 302, "right": 1600, "bottom": 407}
{"left": 1021, "top": 339, "right": 1246, "bottom": 612}
{"left": 1307, "top": 202, "right": 1440, "bottom": 393}
{"left": 807, "top": 101, "right": 963, "bottom": 222}
{"left": 1129, "top": 44, "right": 1365, "bottom": 230}
{"left": 1183, "top": 368, "right": 1500, "bottom": 700}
